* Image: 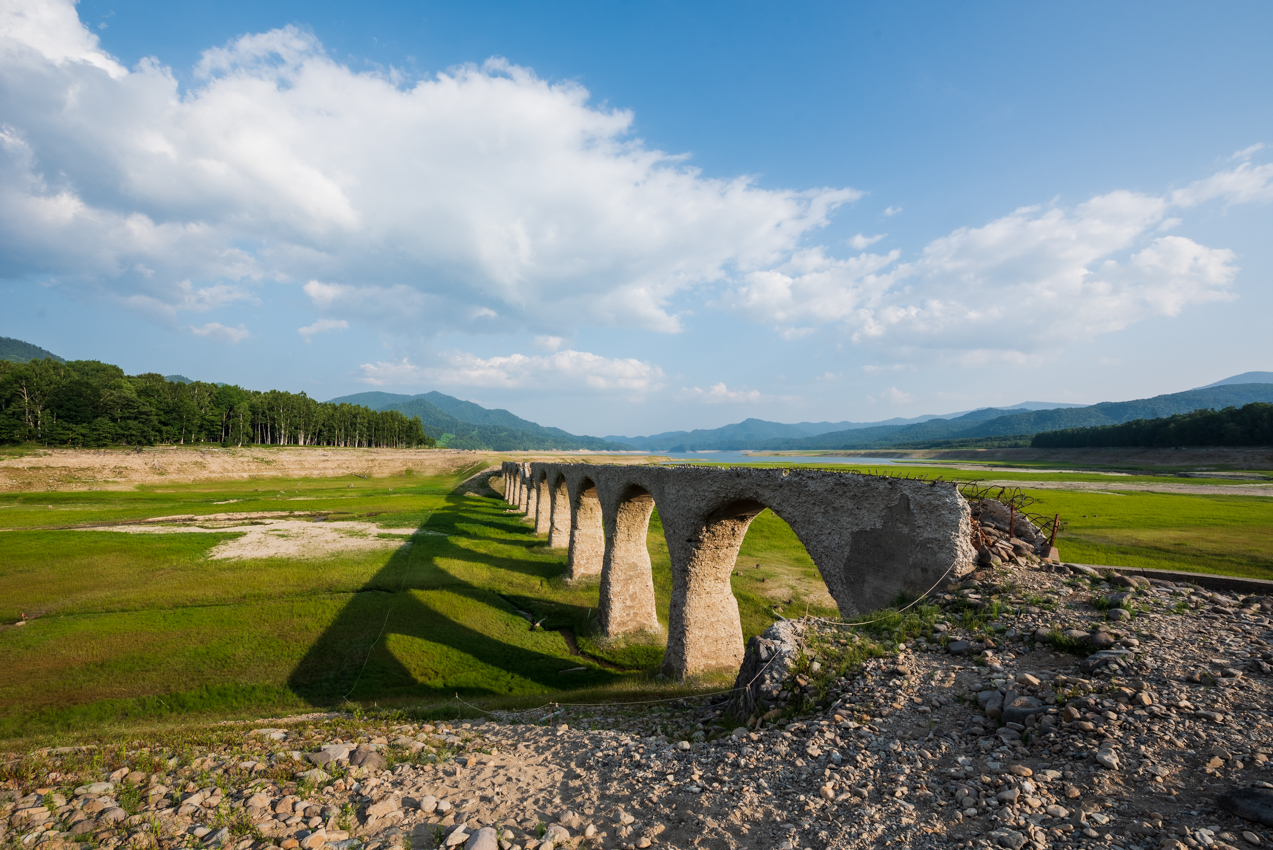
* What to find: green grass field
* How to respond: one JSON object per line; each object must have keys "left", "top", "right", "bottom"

{"left": 1, "top": 457, "right": 1269, "bottom": 742}
{"left": 0, "top": 464, "right": 832, "bottom": 740}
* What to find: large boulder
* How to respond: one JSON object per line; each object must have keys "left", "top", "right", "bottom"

{"left": 728, "top": 619, "right": 805, "bottom": 720}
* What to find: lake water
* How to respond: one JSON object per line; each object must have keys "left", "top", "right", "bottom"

{"left": 658, "top": 451, "right": 902, "bottom": 465}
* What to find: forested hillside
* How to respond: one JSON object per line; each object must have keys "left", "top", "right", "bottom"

{"left": 1032, "top": 403, "right": 1273, "bottom": 448}
{"left": 329, "top": 390, "right": 627, "bottom": 451}
{"left": 0, "top": 358, "right": 432, "bottom": 448}
{"left": 0, "top": 337, "right": 65, "bottom": 364}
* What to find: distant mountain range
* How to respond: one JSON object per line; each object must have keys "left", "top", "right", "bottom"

{"left": 1200, "top": 371, "right": 1273, "bottom": 388}
{"left": 762, "top": 383, "right": 1273, "bottom": 451}
{"left": 3, "top": 336, "right": 1269, "bottom": 452}
{"left": 596, "top": 375, "right": 1273, "bottom": 452}
{"left": 327, "top": 390, "right": 627, "bottom": 451}
{"left": 603, "top": 401, "right": 1085, "bottom": 451}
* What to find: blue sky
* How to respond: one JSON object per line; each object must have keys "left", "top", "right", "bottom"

{"left": 2, "top": 0, "right": 1271, "bottom": 436}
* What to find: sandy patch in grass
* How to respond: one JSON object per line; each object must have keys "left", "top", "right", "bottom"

{"left": 76, "top": 515, "right": 422, "bottom": 560}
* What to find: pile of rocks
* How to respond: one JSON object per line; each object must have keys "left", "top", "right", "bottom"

{"left": 969, "top": 499, "right": 1059, "bottom": 569}
{"left": 6, "top": 560, "right": 1273, "bottom": 850}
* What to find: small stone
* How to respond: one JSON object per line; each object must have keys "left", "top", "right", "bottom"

{"left": 98, "top": 808, "right": 127, "bottom": 824}
{"left": 948, "top": 640, "right": 973, "bottom": 655}
{"left": 444, "top": 826, "right": 470, "bottom": 847}
{"left": 989, "top": 828, "right": 1028, "bottom": 850}
{"left": 296, "top": 769, "right": 330, "bottom": 784}
{"left": 1243, "top": 831, "right": 1261, "bottom": 845}
{"left": 465, "top": 828, "right": 499, "bottom": 850}
{"left": 417, "top": 795, "right": 438, "bottom": 814}
{"left": 1009, "top": 764, "right": 1033, "bottom": 777}
{"left": 366, "top": 797, "right": 401, "bottom": 819}
{"left": 1095, "top": 747, "right": 1120, "bottom": 770}
{"left": 819, "top": 785, "right": 835, "bottom": 801}
{"left": 731, "top": 727, "right": 749, "bottom": 739}
{"left": 543, "top": 825, "right": 570, "bottom": 844}
{"left": 636, "top": 839, "right": 652, "bottom": 849}
{"left": 1046, "top": 805, "right": 1069, "bottom": 818}
{"left": 1016, "top": 673, "right": 1040, "bottom": 687}
{"left": 1089, "top": 631, "right": 1117, "bottom": 649}
{"left": 1002, "top": 696, "right": 1046, "bottom": 725}
{"left": 300, "top": 829, "right": 327, "bottom": 850}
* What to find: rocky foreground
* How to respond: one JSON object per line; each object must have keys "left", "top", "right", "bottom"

{"left": 5, "top": 562, "right": 1273, "bottom": 850}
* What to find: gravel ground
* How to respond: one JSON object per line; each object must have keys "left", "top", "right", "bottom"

{"left": 5, "top": 562, "right": 1273, "bottom": 850}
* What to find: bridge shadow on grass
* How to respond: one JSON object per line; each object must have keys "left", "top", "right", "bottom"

{"left": 287, "top": 493, "right": 630, "bottom": 706}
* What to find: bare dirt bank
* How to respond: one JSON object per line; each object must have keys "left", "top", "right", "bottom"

{"left": 0, "top": 448, "right": 663, "bottom": 492}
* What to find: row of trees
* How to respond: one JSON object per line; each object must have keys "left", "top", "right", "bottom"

{"left": 0, "top": 358, "right": 435, "bottom": 448}
{"left": 1031, "top": 403, "right": 1273, "bottom": 448}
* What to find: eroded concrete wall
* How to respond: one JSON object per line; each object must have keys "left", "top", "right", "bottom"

{"left": 521, "top": 462, "right": 973, "bottom": 679}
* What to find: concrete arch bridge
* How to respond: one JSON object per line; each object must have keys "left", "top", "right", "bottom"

{"left": 500, "top": 461, "right": 973, "bottom": 679}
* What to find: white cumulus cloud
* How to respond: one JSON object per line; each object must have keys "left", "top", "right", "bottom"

{"left": 0, "top": 0, "right": 859, "bottom": 337}
{"left": 724, "top": 186, "right": 1242, "bottom": 356}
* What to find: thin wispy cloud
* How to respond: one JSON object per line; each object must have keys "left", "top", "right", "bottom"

{"left": 188, "top": 322, "right": 250, "bottom": 343}
{"left": 359, "top": 350, "right": 664, "bottom": 392}
{"left": 297, "top": 319, "right": 348, "bottom": 342}
{"left": 676, "top": 383, "right": 765, "bottom": 404}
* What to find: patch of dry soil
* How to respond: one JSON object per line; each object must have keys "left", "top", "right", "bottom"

{"left": 72, "top": 516, "right": 424, "bottom": 560}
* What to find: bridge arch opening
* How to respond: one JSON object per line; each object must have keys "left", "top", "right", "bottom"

{"left": 598, "top": 484, "right": 661, "bottom": 636}
{"left": 566, "top": 477, "right": 604, "bottom": 580}
{"left": 663, "top": 499, "right": 833, "bottom": 677}
{"left": 518, "top": 468, "right": 532, "bottom": 513}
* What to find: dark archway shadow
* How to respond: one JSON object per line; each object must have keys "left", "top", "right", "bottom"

{"left": 287, "top": 491, "right": 627, "bottom": 706}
